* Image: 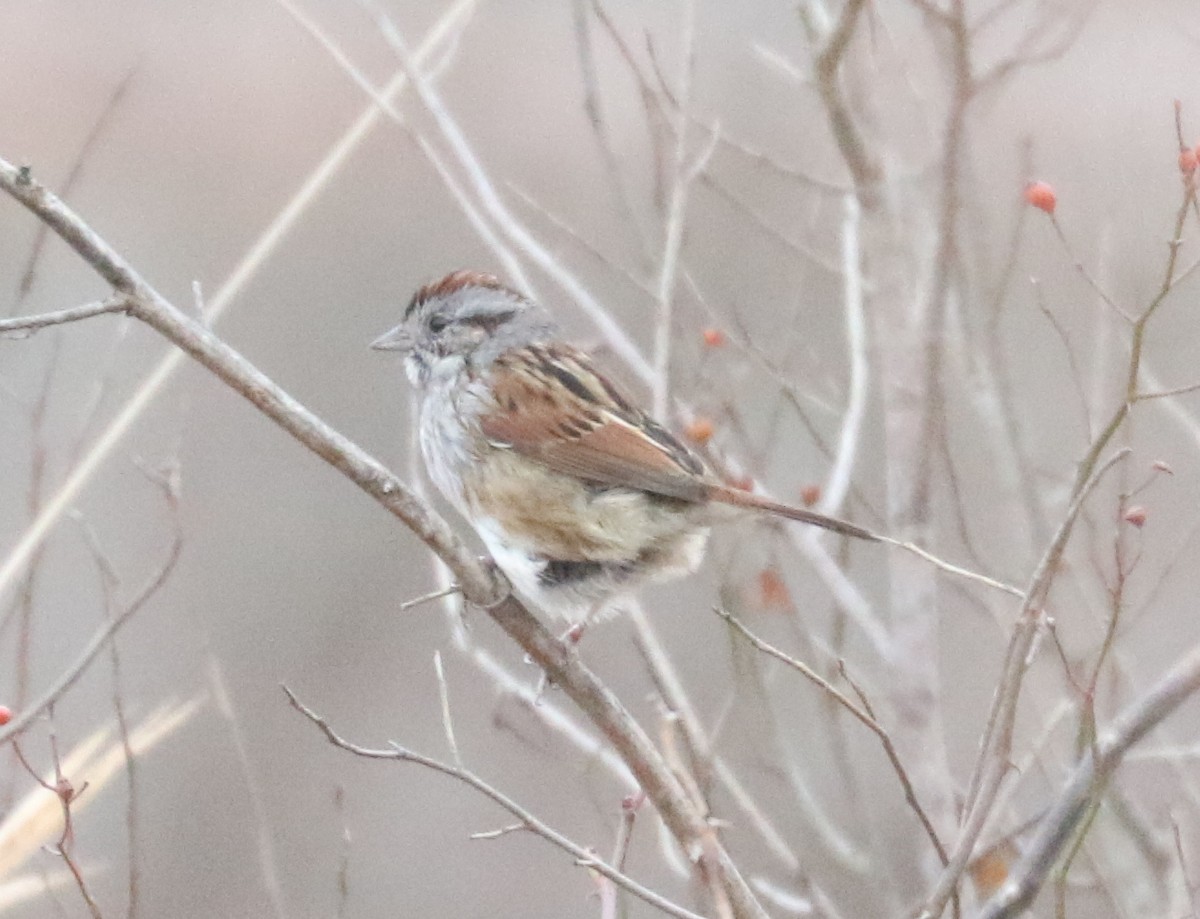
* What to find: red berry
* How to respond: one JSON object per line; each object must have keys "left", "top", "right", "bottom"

{"left": 1123, "top": 505, "right": 1147, "bottom": 528}
{"left": 757, "top": 568, "right": 791, "bottom": 610}
{"left": 684, "top": 418, "right": 715, "bottom": 446}
{"left": 0, "top": 706, "right": 10, "bottom": 726}
{"left": 1179, "top": 149, "right": 1198, "bottom": 175}
{"left": 1024, "top": 181, "right": 1057, "bottom": 214}
{"left": 799, "top": 484, "right": 821, "bottom": 507}
{"left": 702, "top": 328, "right": 726, "bottom": 348}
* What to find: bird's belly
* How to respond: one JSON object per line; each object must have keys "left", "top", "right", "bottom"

{"left": 463, "top": 451, "right": 701, "bottom": 564}
{"left": 466, "top": 458, "right": 710, "bottom": 620}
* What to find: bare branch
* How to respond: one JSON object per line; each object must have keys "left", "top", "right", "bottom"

{"left": 652, "top": 0, "right": 698, "bottom": 417}
{"left": 811, "top": 0, "right": 882, "bottom": 204}
{"left": 978, "top": 637, "right": 1200, "bottom": 918}
{"left": 716, "top": 608, "right": 950, "bottom": 870}
{"left": 0, "top": 297, "right": 128, "bottom": 337}
{"left": 432, "top": 652, "right": 463, "bottom": 770}
{"left": 399, "top": 584, "right": 462, "bottom": 612}
{"left": 0, "top": 472, "right": 183, "bottom": 746}
{"left": 282, "top": 686, "right": 710, "bottom": 919}
{"left": 1135, "top": 379, "right": 1200, "bottom": 402}
{"left": 1047, "top": 215, "right": 1133, "bottom": 323}
{"left": 878, "top": 537, "right": 1023, "bottom": 598}
{"left": 206, "top": 657, "right": 289, "bottom": 919}
{"left": 469, "top": 822, "right": 528, "bottom": 841}
{"left": 1172, "top": 818, "right": 1199, "bottom": 919}
{"left": 333, "top": 785, "right": 351, "bottom": 919}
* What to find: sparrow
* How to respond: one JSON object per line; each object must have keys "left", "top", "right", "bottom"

{"left": 372, "top": 270, "right": 875, "bottom": 621}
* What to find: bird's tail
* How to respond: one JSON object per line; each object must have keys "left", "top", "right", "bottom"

{"left": 706, "top": 485, "right": 878, "bottom": 541}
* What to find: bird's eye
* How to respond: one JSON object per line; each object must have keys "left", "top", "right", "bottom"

{"left": 428, "top": 315, "right": 450, "bottom": 334}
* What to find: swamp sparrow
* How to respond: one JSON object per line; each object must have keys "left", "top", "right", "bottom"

{"left": 372, "top": 271, "right": 875, "bottom": 621}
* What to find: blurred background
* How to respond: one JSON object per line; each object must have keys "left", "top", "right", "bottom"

{"left": 3, "top": 1, "right": 1200, "bottom": 916}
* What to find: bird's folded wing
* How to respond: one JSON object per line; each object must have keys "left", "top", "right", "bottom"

{"left": 478, "top": 344, "right": 709, "bottom": 503}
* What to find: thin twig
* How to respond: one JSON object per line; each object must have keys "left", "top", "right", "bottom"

{"left": 597, "top": 794, "right": 642, "bottom": 919}
{"left": 282, "top": 686, "right": 710, "bottom": 919}
{"left": 1032, "top": 278, "right": 1092, "bottom": 436}
{"left": 1048, "top": 216, "right": 1132, "bottom": 323}
{"left": 571, "top": 0, "right": 652, "bottom": 260}
{"left": 0, "top": 298, "right": 128, "bottom": 336}
{"left": 1172, "top": 817, "right": 1199, "bottom": 919}
{"left": 469, "top": 822, "right": 528, "bottom": 841}
{"left": 630, "top": 602, "right": 714, "bottom": 798}
{"left": 651, "top": 0, "right": 697, "bottom": 418}
{"left": 432, "top": 651, "right": 463, "bottom": 770}
{"left": 206, "top": 657, "right": 289, "bottom": 919}
{"left": 333, "top": 785, "right": 351, "bottom": 919}
{"left": 716, "top": 608, "right": 950, "bottom": 869}
{"left": 74, "top": 511, "right": 141, "bottom": 919}
{"left": 878, "top": 537, "right": 1023, "bottom": 597}
{"left": 399, "top": 584, "right": 461, "bottom": 612}
{"left": 0, "top": 472, "right": 183, "bottom": 746}
{"left": 1134, "top": 379, "right": 1200, "bottom": 402}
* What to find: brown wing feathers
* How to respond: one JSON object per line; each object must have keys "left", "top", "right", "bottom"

{"left": 480, "top": 344, "right": 708, "bottom": 501}
{"left": 480, "top": 343, "right": 877, "bottom": 541}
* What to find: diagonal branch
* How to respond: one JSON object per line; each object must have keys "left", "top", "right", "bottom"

{"left": 0, "top": 155, "right": 767, "bottom": 919}
{"left": 283, "top": 686, "right": 710, "bottom": 919}
{"left": 977, "top": 637, "right": 1200, "bottom": 918}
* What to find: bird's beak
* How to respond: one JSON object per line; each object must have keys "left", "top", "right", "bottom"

{"left": 370, "top": 323, "right": 411, "bottom": 352}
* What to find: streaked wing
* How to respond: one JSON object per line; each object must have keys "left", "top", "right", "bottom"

{"left": 479, "top": 343, "right": 709, "bottom": 502}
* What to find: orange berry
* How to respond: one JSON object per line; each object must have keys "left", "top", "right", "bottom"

{"left": 1123, "top": 505, "right": 1147, "bottom": 528}
{"left": 684, "top": 418, "right": 715, "bottom": 445}
{"left": 0, "top": 706, "right": 10, "bottom": 726}
{"left": 702, "top": 328, "right": 726, "bottom": 348}
{"left": 727, "top": 474, "right": 754, "bottom": 491}
{"left": 969, "top": 841, "right": 1018, "bottom": 900}
{"left": 1024, "top": 181, "right": 1056, "bottom": 214}
{"left": 1180, "top": 149, "right": 1198, "bottom": 175}
{"left": 799, "top": 484, "right": 821, "bottom": 507}
{"left": 757, "top": 568, "right": 791, "bottom": 610}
